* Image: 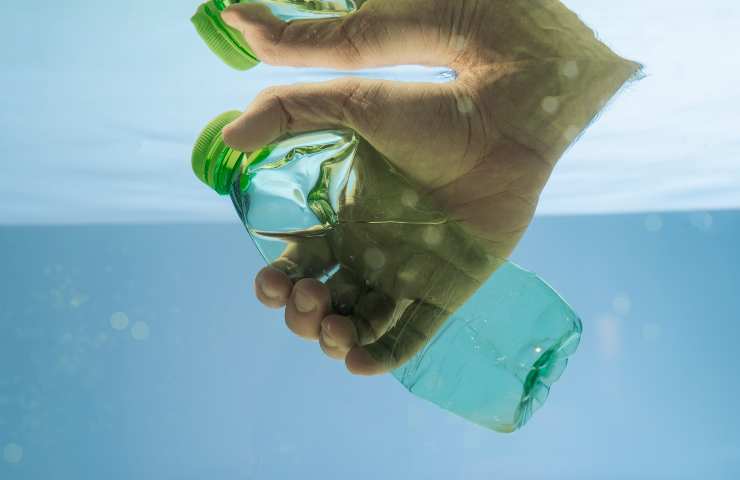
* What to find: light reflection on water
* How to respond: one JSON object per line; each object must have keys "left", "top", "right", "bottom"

{"left": 0, "top": 1, "right": 739, "bottom": 224}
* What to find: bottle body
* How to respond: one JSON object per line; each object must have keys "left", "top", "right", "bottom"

{"left": 392, "top": 262, "right": 581, "bottom": 432}
{"left": 222, "top": 127, "right": 582, "bottom": 432}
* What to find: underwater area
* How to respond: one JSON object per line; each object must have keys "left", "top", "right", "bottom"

{"left": 1, "top": 0, "right": 739, "bottom": 478}
{"left": 2, "top": 213, "right": 740, "bottom": 478}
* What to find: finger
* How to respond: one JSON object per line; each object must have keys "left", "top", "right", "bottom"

{"left": 337, "top": 225, "right": 486, "bottom": 375}
{"left": 337, "top": 251, "right": 468, "bottom": 376}
{"left": 285, "top": 278, "right": 332, "bottom": 340}
{"left": 254, "top": 232, "right": 337, "bottom": 308}
{"left": 323, "top": 265, "right": 362, "bottom": 316}
{"left": 350, "top": 290, "right": 399, "bottom": 346}
{"left": 319, "top": 220, "right": 494, "bottom": 355}
{"left": 319, "top": 314, "right": 358, "bottom": 360}
{"left": 346, "top": 301, "right": 451, "bottom": 376}
{"left": 324, "top": 264, "right": 400, "bottom": 346}
{"left": 220, "top": 3, "right": 454, "bottom": 69}
{"left": 254, "top": 266, "right": 292, "bottom": 308}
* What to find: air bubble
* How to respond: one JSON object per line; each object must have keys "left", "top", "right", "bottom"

{"left": 541, "top": 96, "right": 560, "bottom": 114}
{"left": 3, "top": 443, "right": 23, "bottom": 464}
{"left": 563, "top": 125, "right": 581, "bottom": 141}
{"left": 561, "top": 60, "right": 579, "bottom": 78}
{"left": 689, "top": 212, "right": 713, "bottom": 231}
{"left": 401, "top": 189, "right": 419, "bottom": 208}
{"left": 131, "top": 321, "right": 150, "bottom": 341}
{"left": 110, "top": 312, "right": 129, "bottom": 331}
{"left": 457, "top": 96, "right": 474, "bottom": 114}
{"left": 363, "top": 248, "right": 386, "bottom": 270}
{"left": 423, "top": 226, "right": 444, "bottom": 246}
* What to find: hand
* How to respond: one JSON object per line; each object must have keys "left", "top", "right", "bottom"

{"left": 220, "top": 0, "right": 640, "bottom": 375}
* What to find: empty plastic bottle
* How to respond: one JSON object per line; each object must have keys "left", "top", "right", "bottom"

{"left": 192, "top": 111, "right": 582, "bottom": 432}
{"left": 192, "top": 0, "right": 358, "bottom": 70}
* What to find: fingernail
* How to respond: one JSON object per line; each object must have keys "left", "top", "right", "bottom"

{"left": 260, "top": 283, "right": 280, "bottom": 300}
{"left": 322, "top": 323, "right": 337, "bottom": 348}
{"left": 293, "top": 289, "right": 316, "bottom": 313}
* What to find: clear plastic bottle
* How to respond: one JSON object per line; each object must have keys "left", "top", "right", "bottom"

{"left": 192, "top": 111, "right": 582, "bottom": 432}
{"left": 192, "top": 0, "right": 358, "bottom": 70}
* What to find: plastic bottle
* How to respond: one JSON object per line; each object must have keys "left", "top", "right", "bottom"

{"left": 192, "top": 0, "right": 358, "bottom": 70}
{"left": 192, "top": 111, "right": 582, "bottom": 432}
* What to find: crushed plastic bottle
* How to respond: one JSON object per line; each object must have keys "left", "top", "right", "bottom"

{"left": 192, "top": 111, "right": 582, "bottom": 432}
{"left": 192, "top": 0, "right": 358, "bottom": 70}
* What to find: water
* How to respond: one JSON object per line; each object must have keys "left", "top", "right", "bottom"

{"left": 4, "top": 213, "right": 739, "bottom": 478}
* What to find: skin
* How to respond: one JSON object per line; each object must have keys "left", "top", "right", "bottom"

{"left": 219, "top": 0, "right": 641, "bottom": 375}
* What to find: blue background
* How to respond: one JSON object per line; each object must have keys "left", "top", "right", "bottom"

{"left": 2, "top": 211, "right": 739, "bottom": 478}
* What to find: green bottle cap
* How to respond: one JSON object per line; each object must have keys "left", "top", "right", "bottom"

{"left": 191, "top": 2, "right": 260, "bottom": 71}
{"left": 192, "top": 110, "right": 244, "bottom": 194}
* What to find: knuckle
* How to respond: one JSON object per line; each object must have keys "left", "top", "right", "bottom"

{"left": 335, "top": 10, "right": 374, "bottom": 67}
{"left": 256, "top": 85, "right": 284, "bottom": 104}
{"left": 271, "top": 17, "right": 290, "bottom": 48}
{"left": 338, "top": 80, "right": 363, "bottom": 124}
{"left": 355, "top": 318, "right": 379, "bottom": 345}
{"left": 251, "top": 12, "right": 288, "bottom": 62}
{"left": 255, "top": 86, "right": 293, "bottom": 132}
{"left": 337, "top": 80, "right": 383, "bottom": 132}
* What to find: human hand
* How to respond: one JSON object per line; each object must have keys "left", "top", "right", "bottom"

{"left": 219, "top": 0, "right": 640, "bottom": 375}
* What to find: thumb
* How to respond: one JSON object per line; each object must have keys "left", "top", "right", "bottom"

{"left": 220, "top": 3, "right": 451, "bottom": 69}
{"left": 222, "top": 77, "right": 372, "bottom": 152}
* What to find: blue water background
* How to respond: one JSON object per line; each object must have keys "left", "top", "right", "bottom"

{"left": 2, "top": 211, "right": 739, "bottom": 478}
